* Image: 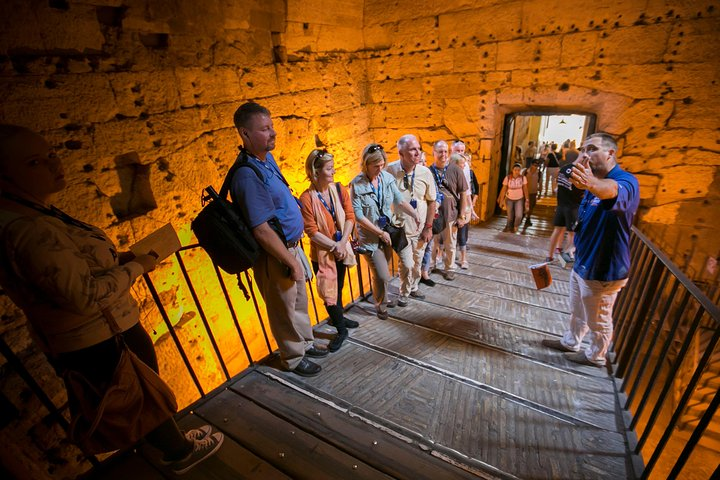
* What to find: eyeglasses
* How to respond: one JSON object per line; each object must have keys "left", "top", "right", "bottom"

{"left": 367, "top": 144, "right": 384, "bottom": 154}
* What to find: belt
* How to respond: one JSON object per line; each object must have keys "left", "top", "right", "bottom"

{"left": 286, "top": 240, "right": 300, "bottom": 249}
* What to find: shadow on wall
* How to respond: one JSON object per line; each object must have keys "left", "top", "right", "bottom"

{"left": 110, "top": 152, "right": 157, "bottom": 220}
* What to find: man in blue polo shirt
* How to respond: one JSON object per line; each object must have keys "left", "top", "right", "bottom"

{"left": 230, "top": 102, "right": 327, "bottom": 377}
{"left": 542, "top": 132, "right": 639, "bottom": 367}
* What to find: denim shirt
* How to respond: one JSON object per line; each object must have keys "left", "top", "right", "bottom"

{"left": 350, "top": 170, "right": 403, "bottom": 253}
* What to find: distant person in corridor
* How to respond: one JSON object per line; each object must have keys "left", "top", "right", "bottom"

{"left": 542, "top": 133, "right": 640, "bottom": 367}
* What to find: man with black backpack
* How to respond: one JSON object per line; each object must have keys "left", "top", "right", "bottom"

{"left": 228, "top": 102, "right": 326, "bottom": 377}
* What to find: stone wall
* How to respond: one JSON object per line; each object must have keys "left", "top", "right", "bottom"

{"left": 0, "top": 0, "right": 369, "bottom": 476}
{"left": 0, "top": 0, "right": 718, "bottom": 477}
{"left": 362, "top": 0, "right": 720, "bottom": 281}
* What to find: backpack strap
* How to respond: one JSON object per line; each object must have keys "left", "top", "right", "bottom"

{"left": 219, "top": 148, "right": 264, "bottom": 200}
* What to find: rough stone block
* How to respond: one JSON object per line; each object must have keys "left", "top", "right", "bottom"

{"left": 439, "top": 2, "right": 524, "bottom": 46}
{"left": 370, "top": 101, "right": 442, "bottom": 129}
{"left": 569, "top": 63, "right": 670, "bottom": 99}
{"left": 597, "top": 24, "right": 671, "bottom": 65}
{"left": 176, "top": 66, "right": 244, "bottom": 108}
{"left": 283, "top": 22, "right": 364, "bottom": 53}
{"left": 287, "top": 0, "right": 363, "bottom": 26}
{"left": 560, "top": 31, "right": 599, "bottom": 68}
{"left": 363, "top": 25, "right": 393, "bottom": 50}
{"left": 386, "top": 16, "right": 440, "bottom": 54}
{"left": 496, "top": 36, "right": 562, "bottom": 71}
{"left": 318, "top": 25, "right": 365, "bottom": 52}
{"left": 642, "top": 0, "right": 720, "bottom": 22}
{"left": 664, "top": 64, "right": 719, "bottom": 100}
{"left": 0, "top": 1, "right": 45, "bottom": 52}
{"left": 37, "top": 3, "right": 105, "bottom": 53}
{"left": 453, "top": 44, "right": 498, "bottom": 72}
{"left": 364, "top": 0, "right": 480, "bottom": 26}
{"left": 653, "top": 165, "right": 715, "bottom": 204}
{"left": 664, "top": 19, "right": 720, "bottom": 64}
{"left": 213, "top": 30, "right": 274, "bottom": 66}
{"left": 110, "top": 71, "right": 182, "bottom": 116}
{"left": 276, "top": 62, "right": 324, "bottom": 92}
{"left": 91, "top": 118, "right": 155, "bottom": 158}
{"left": 0, "top": 75, "right": 117, "bottom": 130}
{"left": 369, "top": 78, "right": 426, "bottom": 103}
{"left": 239, "top": 64, "right": 282, "bottom": 99}
{"left": 427, "top": 73, "right": 487, "bottom": 100}
{"left": 520, "top": 0, "right": 645, "bottom": 37}
{"left": 365, "top": 49, "right": 453, "bottom": 81}
{"left": 668, "top": 100, "right": 720, "bottom": 131}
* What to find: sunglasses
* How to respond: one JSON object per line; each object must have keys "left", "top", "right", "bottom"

{"left": 367, "top": 144, "right": 384, "bottom": 154}
{"left": 313, "top": 148, "right": 328, "bottom": 163}
{"left": 403, "top": 173, "right": 411, "bottom": 189}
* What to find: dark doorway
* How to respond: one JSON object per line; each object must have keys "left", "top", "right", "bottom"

{"left": 497, "top": 112, "right": 596, "bottom": 215}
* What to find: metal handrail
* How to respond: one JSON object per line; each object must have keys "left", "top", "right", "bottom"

{"left": 611, "top": 226, "right": 720, "bottom": 479}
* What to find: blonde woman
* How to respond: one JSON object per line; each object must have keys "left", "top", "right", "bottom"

{"left": 350, "top": 144, "right": 420, "bottom": 319}
{"left": 299, "top": 149, "right": 358, "bottom": 352}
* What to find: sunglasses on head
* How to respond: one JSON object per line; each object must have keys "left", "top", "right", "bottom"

{"left": 367, "top": 144, "right": 384, "bottom": 154}
{"left": 314, "top": 148, "right": 328, "bottom": 163}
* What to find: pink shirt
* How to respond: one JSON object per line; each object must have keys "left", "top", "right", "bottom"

{"left": 503, "top": 175, "right": 527, "bottom": 201}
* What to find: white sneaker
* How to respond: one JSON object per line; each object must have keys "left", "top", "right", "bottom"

{"left": 171, "top": 432, "right": 224, "bottom": 475}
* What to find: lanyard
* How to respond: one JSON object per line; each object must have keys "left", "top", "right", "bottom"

{"left": 317, "top": 191, "right": 335, "bottom": 218}
{"left": 369, "top": 175, "right": 384, "bottom": 212}
{"left": 317, "top": 190, "right": 342, "bottom": 234}
{"left": 430, "top": 165, "right": 447, "bottom": 189}
{"left": 403, "top": 168, "right": 416, "bottom": 200}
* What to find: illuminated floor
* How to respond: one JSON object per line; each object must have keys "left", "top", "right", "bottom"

{"left": 85, "top": 195, "right": 633, "bottom": 479}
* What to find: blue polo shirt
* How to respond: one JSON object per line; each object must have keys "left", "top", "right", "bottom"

{"left": 573, "top": 165, "right": 639, "bottom": 281}
{"left": 229, "top": 152, "right": 304, "bottom": 244}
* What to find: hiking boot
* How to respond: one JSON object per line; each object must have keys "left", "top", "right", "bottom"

{"left": 292, "top": 358, "right": 322, "bottom": 377}
{"left": 171, "top": 432, "right": 224, "bottom": 475}
{"left": 397, "top": 296, "right": 408, "bottom": 307}
{"left": 443, "top": 270, "right": 456, "bottom": 281}
{"left": 409, "top": 290, "right": 425, "bottom": 299}
{"left": 387, "top": 299, "right": 397, "bottom": 308}
{"left": 327, "top": 330, "right": 348, "bottom": 352}
{"left": 305, "top": 346, "right": 328, "bottom": 358}
{"left": 376, "top": 309, "right": 389, "bottom": 320}
{"left": 329, "top": 318, "right": 359, "bottom": 329}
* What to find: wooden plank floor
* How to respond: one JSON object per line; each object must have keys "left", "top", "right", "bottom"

{"left": 87, "top": 196, "right": 633, "bottom": 479}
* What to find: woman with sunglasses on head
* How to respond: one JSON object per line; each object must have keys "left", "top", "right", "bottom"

{"left": 350, "top": 144, "right": 420, "bottom": 320}
{"left": 0, "top": 125, "right": 222, "bottom": 474}
{"left": 299, "top": 149, "right": 359, "bottom": 351}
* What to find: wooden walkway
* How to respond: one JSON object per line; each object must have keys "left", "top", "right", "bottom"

{"left": 86, "top": 198, "right": 633, "bottom": 479}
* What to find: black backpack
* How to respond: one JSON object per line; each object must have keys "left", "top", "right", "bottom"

{"left": 191, "top": 151, "right": 265, "bottom": 299}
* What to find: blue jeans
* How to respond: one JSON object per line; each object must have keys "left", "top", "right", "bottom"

{"left": 456, "top": 224, "right": 468, "bottom": 250}
{"left": 505, "top": 198, "right": 524, "bottom": 230}
{"left": 421, "top": 237, "right": 433, "bottom": 272}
